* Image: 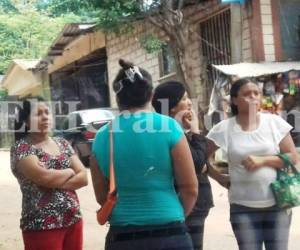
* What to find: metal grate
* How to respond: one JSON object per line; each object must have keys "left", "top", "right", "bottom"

{"left": 200, "top": 9, "right": 231, "bottom": 87}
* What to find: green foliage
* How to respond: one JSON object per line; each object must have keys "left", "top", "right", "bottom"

{"left": 0, "top": 0, "right": 179, "bottom": 74}
{"left": 95, "top": 1, "right": 167, "bottom": 52}
{"left": 0, "top": 7, "right": 80, "bottom": 74}
{"left": 0, "top": 88, "right": 8, "bottom": 100}
{"left": 96, "top": 0, "right": 142, "bottom": 33}
{"left": 35, "top": 0, "right": 98, "bottom": 21}
{"left": 0, "top": 0, "right": 18, "bottom": 13}
{"left": 139, "top": 34, "right": 166, "bottom": 53}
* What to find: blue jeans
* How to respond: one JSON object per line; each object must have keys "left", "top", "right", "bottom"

{"left": 230, "top": 204, "right": 292, "bottom": 250}
{"left": 105, "top": 222, "right": 193, "bottom": 250}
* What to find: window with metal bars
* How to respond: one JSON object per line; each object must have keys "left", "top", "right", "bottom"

{"left": 159, "top": 43, "right": 177, "bottom": 77}
{"left": 200, "top": 9, "right": 231, "bottom": 87}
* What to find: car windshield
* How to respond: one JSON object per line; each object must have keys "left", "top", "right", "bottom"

{"left": 80, "top": 109, "right": 115, "bottom": 124}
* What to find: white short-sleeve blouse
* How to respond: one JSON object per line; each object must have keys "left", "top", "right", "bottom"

{"left": 207, "top": 112, "right": 292, "bottom": 208}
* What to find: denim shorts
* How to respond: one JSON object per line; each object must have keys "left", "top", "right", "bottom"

{"left": 230, "top": 204, "right": 292, "bottom": 250}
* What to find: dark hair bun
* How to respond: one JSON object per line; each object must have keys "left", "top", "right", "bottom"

{"left": 119, "top": 59, "right": 134, "bottom": 70}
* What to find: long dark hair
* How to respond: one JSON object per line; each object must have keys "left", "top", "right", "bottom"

{"left": 112, "top": 59, "right": 153, "bottom": 110}
{"left": 230, "top": 78, "right": 258, "bottom": 116}
{"left": 14, "top": 96, "right": 46, "bottom": 142}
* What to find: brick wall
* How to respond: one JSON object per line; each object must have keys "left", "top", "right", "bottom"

{"left": 105, "top": 1, "right": 282, "bottom": 106}
{"left": 106, "top": 20, "right": 205, "bottom": 107}
{"left": 106, "top": 22, "right": 161, "bottom": 107}
{"left": 106, "top": 22, "right": 202, "bottom": 107}
{"left": 106, "top": 0, "right": 227, "bottom": 107}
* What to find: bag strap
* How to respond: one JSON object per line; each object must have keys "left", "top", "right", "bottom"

{"left": 277, "top": 153, "right": 299, "bottom": 174}
{"left": 108, "top": 122, "right": 116, "bottom": 193}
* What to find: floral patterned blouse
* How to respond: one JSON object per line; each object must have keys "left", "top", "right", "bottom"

{"left": 10, "top": 137, "right": 82, "bottom": 231}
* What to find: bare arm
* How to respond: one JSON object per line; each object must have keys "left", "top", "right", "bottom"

{"left": 207, "top": 161, "right": 230, "bottom": 189}
{"left": 89, "top": 155, "right": 108, "bottom": 206}
{"left": 60, "top": 155, "right": 88, "bottom": 190}
{"left": 242, "top": 134, "right": 299, "bottom": 171}
{"left": 172, "top": 136, "right": 198, "bottom": 217}
{"left": 17, "top": 155, "right": 75, "bottom": 188}
{"left": 206, "top": 138, "right": 230, "bottom": 189}
{"left": 206, "top": 137, "right": 219, "bottom": 158}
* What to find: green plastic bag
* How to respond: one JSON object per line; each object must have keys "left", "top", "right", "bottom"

{"left": 271, "top": 154, "right": 300, "bottom": 209}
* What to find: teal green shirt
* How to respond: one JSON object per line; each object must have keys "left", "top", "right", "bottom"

{"left": 92, "top": 112, "right": 184, "bottom": 226}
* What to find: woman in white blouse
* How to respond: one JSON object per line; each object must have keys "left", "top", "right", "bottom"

{"left": 206, "top": 78, "right": 298, "bottom": 250}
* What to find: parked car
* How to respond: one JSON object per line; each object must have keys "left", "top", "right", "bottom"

{"left": 56, "top": 108, "right": 117, "bottom": 166}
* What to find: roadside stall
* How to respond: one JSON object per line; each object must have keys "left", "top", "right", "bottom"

{"left": 207, "top": 62, "right": 300, "bottom": 171}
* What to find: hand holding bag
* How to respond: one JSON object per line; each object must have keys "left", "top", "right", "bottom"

{"left": 96, "top": 122, "right": 117, "bottom": 225}
{"left": 271, "top": 153, "right": 300, "bottom": 209}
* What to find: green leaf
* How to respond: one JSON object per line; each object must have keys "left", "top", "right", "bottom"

{"left": 0, "top": 7, "right": 81, "bottom": 74}
{"left": 139, "top": 35, "right": 166, "bottom": 54}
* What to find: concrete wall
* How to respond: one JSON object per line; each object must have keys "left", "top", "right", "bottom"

{"left": 260, "top": 0, "right": 276, "bottom": 61}
{"left": 3, "top": 65, "right": 42, "bottom": 96}
{"left": 247, "top": 0, "right": 288, "bottom": 62}
{"left": 241, "top": 5, "right": 253, "bottom": 62}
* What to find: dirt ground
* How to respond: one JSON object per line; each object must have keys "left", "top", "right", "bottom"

{"left": 1, "top": 150, "right": 299, "bottom": 250}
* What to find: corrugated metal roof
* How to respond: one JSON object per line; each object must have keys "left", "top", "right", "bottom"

{"left": 212, "top": 62, "right": 300, "bottom": 77}
{"left": 36, "top": 23, "right": 96, "bottom": 71}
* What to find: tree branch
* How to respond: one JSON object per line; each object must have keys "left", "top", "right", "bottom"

{"left": 148, "top": 16, "right": 164, "bottom": 30}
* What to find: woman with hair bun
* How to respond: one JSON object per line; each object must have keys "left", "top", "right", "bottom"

{"left": 90, "top": 59, "right": 198, "bottom": 250}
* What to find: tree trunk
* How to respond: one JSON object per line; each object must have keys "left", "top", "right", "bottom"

{"left": 148, "top": 5, "right": 195, "bottom": 96}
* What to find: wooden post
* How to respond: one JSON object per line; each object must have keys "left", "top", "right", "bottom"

{"left": 40, "top": 71, "right": 51, "bottom": 101}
